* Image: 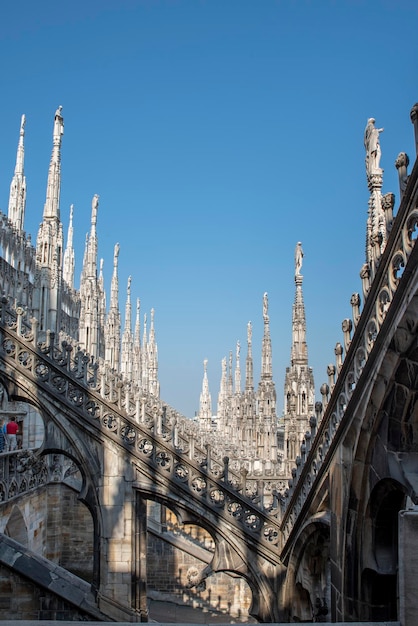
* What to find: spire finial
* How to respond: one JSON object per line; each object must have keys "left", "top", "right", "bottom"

{"left": 43, "top": 105, "right": 64, "bottom": 220}
{"left": 63, "top": 204, "right": 75, "bottom": 289}
{"left": 8, "top": 112, "right": 27, "bottom": 230}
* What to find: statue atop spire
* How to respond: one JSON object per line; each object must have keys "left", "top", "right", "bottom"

{"left": 113, "top": 242, "right": 120, "bottom": 267}
{"left": 295, "top": 242, "right": 303, "bottom": 277}
{"left": 364, "top": 117, "right": 384, "bottom": 178}
{"left": 54, "top": 106, "right": 64, "bottom": 141}
{"left": 263, "top": 292, "right": 269, "bottom": 322}
{"left": 91, "top": 194, "right": 99, "bottom": 225}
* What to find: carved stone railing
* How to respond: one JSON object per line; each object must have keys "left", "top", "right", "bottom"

{"left": 0, "top": 450, "right": 81, "bottom": 504}
{"left": 280, "top": 154, "right": 418, "bottom": 546}
{"left": 0, "top": 303, "right": 282, "bottom": 561}
{"left": 3, "top": 295, "right": 286, "bottom": 492}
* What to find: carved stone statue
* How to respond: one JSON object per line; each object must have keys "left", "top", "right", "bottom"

{"left": 53, "top": 105, "right": 64, "bottom": 139}
{"left": 364, "top": 117, "right": 384, "bottom": 176}
{"left": 247, "top": 321, "right": 252, "bottom": 343}
{"left": 114, "top": 243, "right": 120, "bottom": 265}
{"left": 92, "top": 194, "right": 99, "bottom": 210}
{"left": 91, "top": 194, "right": 99, "bottom": 224}
{"left": 263, "top": 292, "right": 268, "bottom": 320}
{"left": 295, "top": 242, "right": 303, "bottom": 276}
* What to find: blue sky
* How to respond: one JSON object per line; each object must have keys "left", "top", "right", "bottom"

{"left": 0, "top": 0, "right": 417, "bottom": 417}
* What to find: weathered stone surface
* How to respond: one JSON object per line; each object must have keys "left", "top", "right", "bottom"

{"left": 399, "top": 509, "right": 418, "bottom": 626}
{"left": 0, "top": 534, "right": 106, "bottom": 620}
{"left": 0, "top": 102, "right": 418, "bottom": 623}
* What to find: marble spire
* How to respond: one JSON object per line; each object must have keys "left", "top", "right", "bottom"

{"left": 291, "top": 244, "right": 308, "bottom": 366}
{"left": 361, "top": 117, "right": 389, "bottom": 295}
{"left": 199, "top": 359, "right": 212, "bottom": 429}
{"left": 261, "top": 292, "right": 273, "bottom": 380}
{"left": 254, "top": 292, "right": 277, "bottom": 462}
{"left": 8, "top": 114, "right": 27, "bottom": 232}
{"left": 234, "top": 340, "right": 241, "bottom": 394}
{"left": 141, "top": 313, "right": 149, "bottom": 391}
{"left": 33, "top": 107, "right": 65, "bottom": 334}
{"left": 86, "top": 195, "right": 99, "bottom": 278}
{"left": 245, "top": 321, "right": 254, "bottom": 392}
{"left": 79, "top": 196, "right": 104, "bottom": 358}
{"left": 63, "top": 204, "right": 75, "bottom": 289}
{"left": 283, "top": 243, "right": 315, "bottom": 473}
{"left": 241, "top": 321, "right": 256, "bottom": 422}
{"left": 43, "top": 106, "right": 64, "bottom": 220}
{"left": 121, "top": 276, "right": 133, "bottom": 380}
{"left": 133, "top": 298, "right": 142, "bottom": 387}
{"left": 147, "top": 308, "right": 159, "bottom": 397}
{"left": 217, "top": 356, "right": 228, "bottom": 422}
{"left": 105, "top": 243, "right": 121, "bottom": 369}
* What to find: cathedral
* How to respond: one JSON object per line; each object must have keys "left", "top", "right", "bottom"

{"left": 1, "top": 105, "right": 312, "bottom": 482}
{"left": 0, "top": 102, "right": 418, "bottom": 624}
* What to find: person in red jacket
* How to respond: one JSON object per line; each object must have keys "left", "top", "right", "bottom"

{"left": 6, "top": 417, "right": 19, "bottom": 451}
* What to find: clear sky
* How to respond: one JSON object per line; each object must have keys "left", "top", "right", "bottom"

{"left": 0, "top": 0, "right": 417, "bottom": 418}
